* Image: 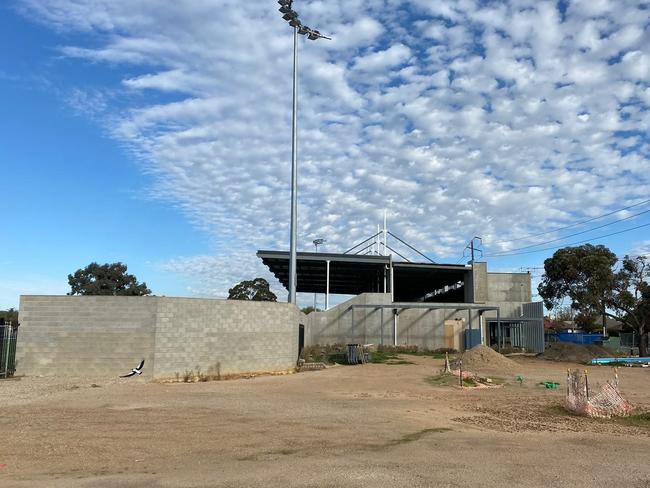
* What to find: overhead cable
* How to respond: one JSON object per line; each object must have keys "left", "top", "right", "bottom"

{"left": 485, "top": 221, "right": 650, "bottom": 258}
{"left": 488, "top": 208, "right": 650, "bottom": 255}
{"left": 491, "top": 197, "right": 650, "bottom": 245}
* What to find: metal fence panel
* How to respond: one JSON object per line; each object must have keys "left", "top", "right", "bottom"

{"left": 0, "top": 322, "right": 19, "bottom": 378}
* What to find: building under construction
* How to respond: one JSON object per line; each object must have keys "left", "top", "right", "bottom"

{"left": 258, "top": 230, "right": 544, "bottom": 353}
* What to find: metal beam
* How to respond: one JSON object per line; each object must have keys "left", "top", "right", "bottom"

{"left": 349, "top": 302, "right": 500, "bottom": 311}
{"left": 387, "top": 231, "right": 437, "bottom": 263}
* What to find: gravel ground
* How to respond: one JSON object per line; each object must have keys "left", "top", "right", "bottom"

{"left": 1, "top": 356, "right": 649, "bottom": 487}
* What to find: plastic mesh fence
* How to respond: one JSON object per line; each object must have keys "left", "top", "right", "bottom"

{"left": 565, "top": 369, "right": 633, "bottom": 418}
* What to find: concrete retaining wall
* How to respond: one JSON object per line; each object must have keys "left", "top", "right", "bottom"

{"left": 305, "top": 295, "right": 527, "bottom": 350}
{"left": 17, "top": 296, "right": 299, "bottom": 379}
{"left": 304, "top": 269, "right": 533, "bottom": 350}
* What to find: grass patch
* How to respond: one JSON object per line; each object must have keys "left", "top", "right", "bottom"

{"left": 377, "top": 345, "right": 457, "bottom": 360}
{"left": 406, "top": 351, "right": 454, "bottom": 359}
{"left": 425, "top": 374, "right": 457, "bottom": 386}
{"left": 619, "top": 412, "right": 650, "bottom": 428}
{"left": 370, "top": 351, "right": 414, "bottom": 364}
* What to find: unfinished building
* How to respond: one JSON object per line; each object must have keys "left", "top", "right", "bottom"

{"left": 259, "top": 241, "right": 544, "bottom": 353}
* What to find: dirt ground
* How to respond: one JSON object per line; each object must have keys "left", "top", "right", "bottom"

{"left": 1, "top": 356, "right": 650, "bottom": 487}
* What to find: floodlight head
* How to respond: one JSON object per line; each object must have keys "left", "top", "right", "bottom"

{"left": 298, "top": 25, "right": 310, "bottom": 35}
{"left": 278, "top": 0, "right": 292, "bottom": 6}
{"left": 313, "top": 238, "right": 326, "bottom": 246}
{"left": 289, "top": 18, "right": 301, "bottom": 27}
{"left": 279, "top": 6, "right": 292, "bottom": 13}
{"left": 308, "top": 29, "right": 332, "bottom": 41}
{"left": 282, "top": 11, "right": 297, "bottom": 21}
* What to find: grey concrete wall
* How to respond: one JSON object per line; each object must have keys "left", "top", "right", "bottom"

{"left": 305, "top": 286, "right": 532, "bottom": 350}
{"left": 152, "top": 298, "right": 299, "bottom": 378}
{"left": 472, "top": 262, "right": 488, "bottom": 303}
{"left": 486, "top": 272, "right": 532, "bottom": 303}
{"left": 305, "top": 293, "right": 393, "bottom": 346}
{"left": 17, "top": 296, "right": 299, "bottom": 379}
{"left": 17, "top": 296, "right": 157, "bottom": 378}
{"left": 306, "top": 293, "right": 485, "bottom": 349}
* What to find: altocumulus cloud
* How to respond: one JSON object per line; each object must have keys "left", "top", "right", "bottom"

{"left": 19, "top": 0, "right": 650, "bottom": 298}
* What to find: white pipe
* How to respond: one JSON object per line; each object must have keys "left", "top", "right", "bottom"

{"left": 393, "top": 311, "right": 398, "bottom": 346}
{"left": 376, "top": 224, "right": 380, "bottom": 255}
{"left": 390, "top": 259, "right": 394, "bottom": 302}
{"left": 383, "top": 209, "right": 387, "bottom": 256}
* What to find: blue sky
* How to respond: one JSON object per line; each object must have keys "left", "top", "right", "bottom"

{"left": 1, "top": 0, "right": 649, "bottom": 309}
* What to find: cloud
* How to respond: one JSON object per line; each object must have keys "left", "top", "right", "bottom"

{"left": 353, "top": 43, "right": 411, "bottom": 72}
{"left": 18, "top": 0, "right": 650, "bottom": 298}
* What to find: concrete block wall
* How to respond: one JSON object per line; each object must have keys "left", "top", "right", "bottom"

{"left": 17, "top": 296, "right": 299, "bottom": 379}
{"left": 152, "top": 298, "right": 299, "bottom": 378}
{"left": 17, "top": 296, "right": 157, "bottom": 378}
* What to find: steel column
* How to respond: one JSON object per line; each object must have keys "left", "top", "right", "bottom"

{"left": 325, "top": 259, "right": 330, "bottom": 310}
{"left": 288, "top": 25, "right": 299, "bottom": 304}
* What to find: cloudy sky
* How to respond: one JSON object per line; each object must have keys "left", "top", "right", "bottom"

{"left": 1, "top": 0, "right": 649, "bottom": 308}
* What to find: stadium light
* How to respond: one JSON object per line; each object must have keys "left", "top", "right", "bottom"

{"left": 278, "top": 2, "right": 331, "bottom": 305}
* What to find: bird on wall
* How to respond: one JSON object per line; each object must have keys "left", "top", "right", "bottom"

{"left": 120, "top": 359, "right": 145, "bottom": 378}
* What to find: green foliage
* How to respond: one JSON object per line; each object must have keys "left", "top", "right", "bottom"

{"left": 620, "top": 412, "right": 650, "bottom": 428}
{"left": 68, "top": 262, "right": 151, "bottom": 296}
{"left": 538, "top": 244, "right": 617, "bottom": 315}
{"left": 539, "top": 247, "right": 650, "bottom": 356}
{"left": 227, "top": 278, "right": 277, "bottom": 302}
{"left": 574, "top": 313, "right": 601, "bottom": 333}
{"left": 0, "top": 308, "right": 19, "bottom": 324}
{"left": 370, "top": 351, "right": 414, "bottom": 364}
{"left": 610, "top": 255, "right": 650, "bottom": 355}
{"left": 300, "top": 306, "right": 322, "bottom": 314}
{"left": 376, "top": 344, "right": 456, "bottom": 358}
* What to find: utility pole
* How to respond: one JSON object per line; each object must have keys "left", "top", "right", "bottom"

{"left": 465, "top": 236, "right": 483, "bottom": 265}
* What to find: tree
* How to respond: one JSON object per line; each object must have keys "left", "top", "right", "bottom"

{"left": 301, "top": 306, "right": 322, "bottom": 314}
{"left": 0, "top": 308, "right": 19, "bottom": 325}
{"left": 538, "top": 244, "right": 617, "bottom": 320}
{"left": 574, "top": 313, "right": 601, "bottom": 333}
{"left": 68, "top": 262, "right": 151, "bottom": 296}
{"left": 228, "top": 278, "right": 277, "bottom": 302}
{"left": 539, "top": 245, "right": 650, "bottom": 355}
{"left": 609, "top": 255, "right": 650, "bottom": 356}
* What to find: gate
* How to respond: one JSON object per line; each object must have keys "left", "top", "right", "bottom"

{"left": 0, "top": 320, "right": 19, "bottom": 378}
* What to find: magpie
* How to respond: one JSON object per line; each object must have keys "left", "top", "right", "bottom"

{"left": 120, "top": 359, "right": 145, "bottom": 378}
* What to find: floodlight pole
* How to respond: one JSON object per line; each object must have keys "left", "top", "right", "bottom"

{"left": 279, "top": 1, "right": 330, "bottom": 304}
{"left": 288, "top": 25, "right": 298, "bottom": 305}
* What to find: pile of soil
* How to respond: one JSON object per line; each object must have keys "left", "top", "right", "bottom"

{"left": 541, "top": 342, "right": 611, "bottom": 363}
{"left": 454, "top": 345, "right": 518, "bottom": 373}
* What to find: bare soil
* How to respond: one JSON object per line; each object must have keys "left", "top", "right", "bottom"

{"left": 1, "top": 356, "right": 650, "bottom": 487}
{"left": 455, "top": 344, "right": 519, "bottom": 373}
{"left": 541, "top": 342, "right": 613, "bottom": 363}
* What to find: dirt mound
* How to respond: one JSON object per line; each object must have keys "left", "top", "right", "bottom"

{"left": 455, "top": 345, "right": 518, "bottom": 373}
{"left": 542, "top": 342, "right": 611, "bottom": 363}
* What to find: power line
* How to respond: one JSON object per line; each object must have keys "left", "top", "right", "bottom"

{"left": 488, "top": 208, "right": 650, "bottom": 256}
{"left": 484, "top": 221, "right": 650, "bottom": 258}
{"left": 490, "top": 197, "right": 650, "bottom": 245}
